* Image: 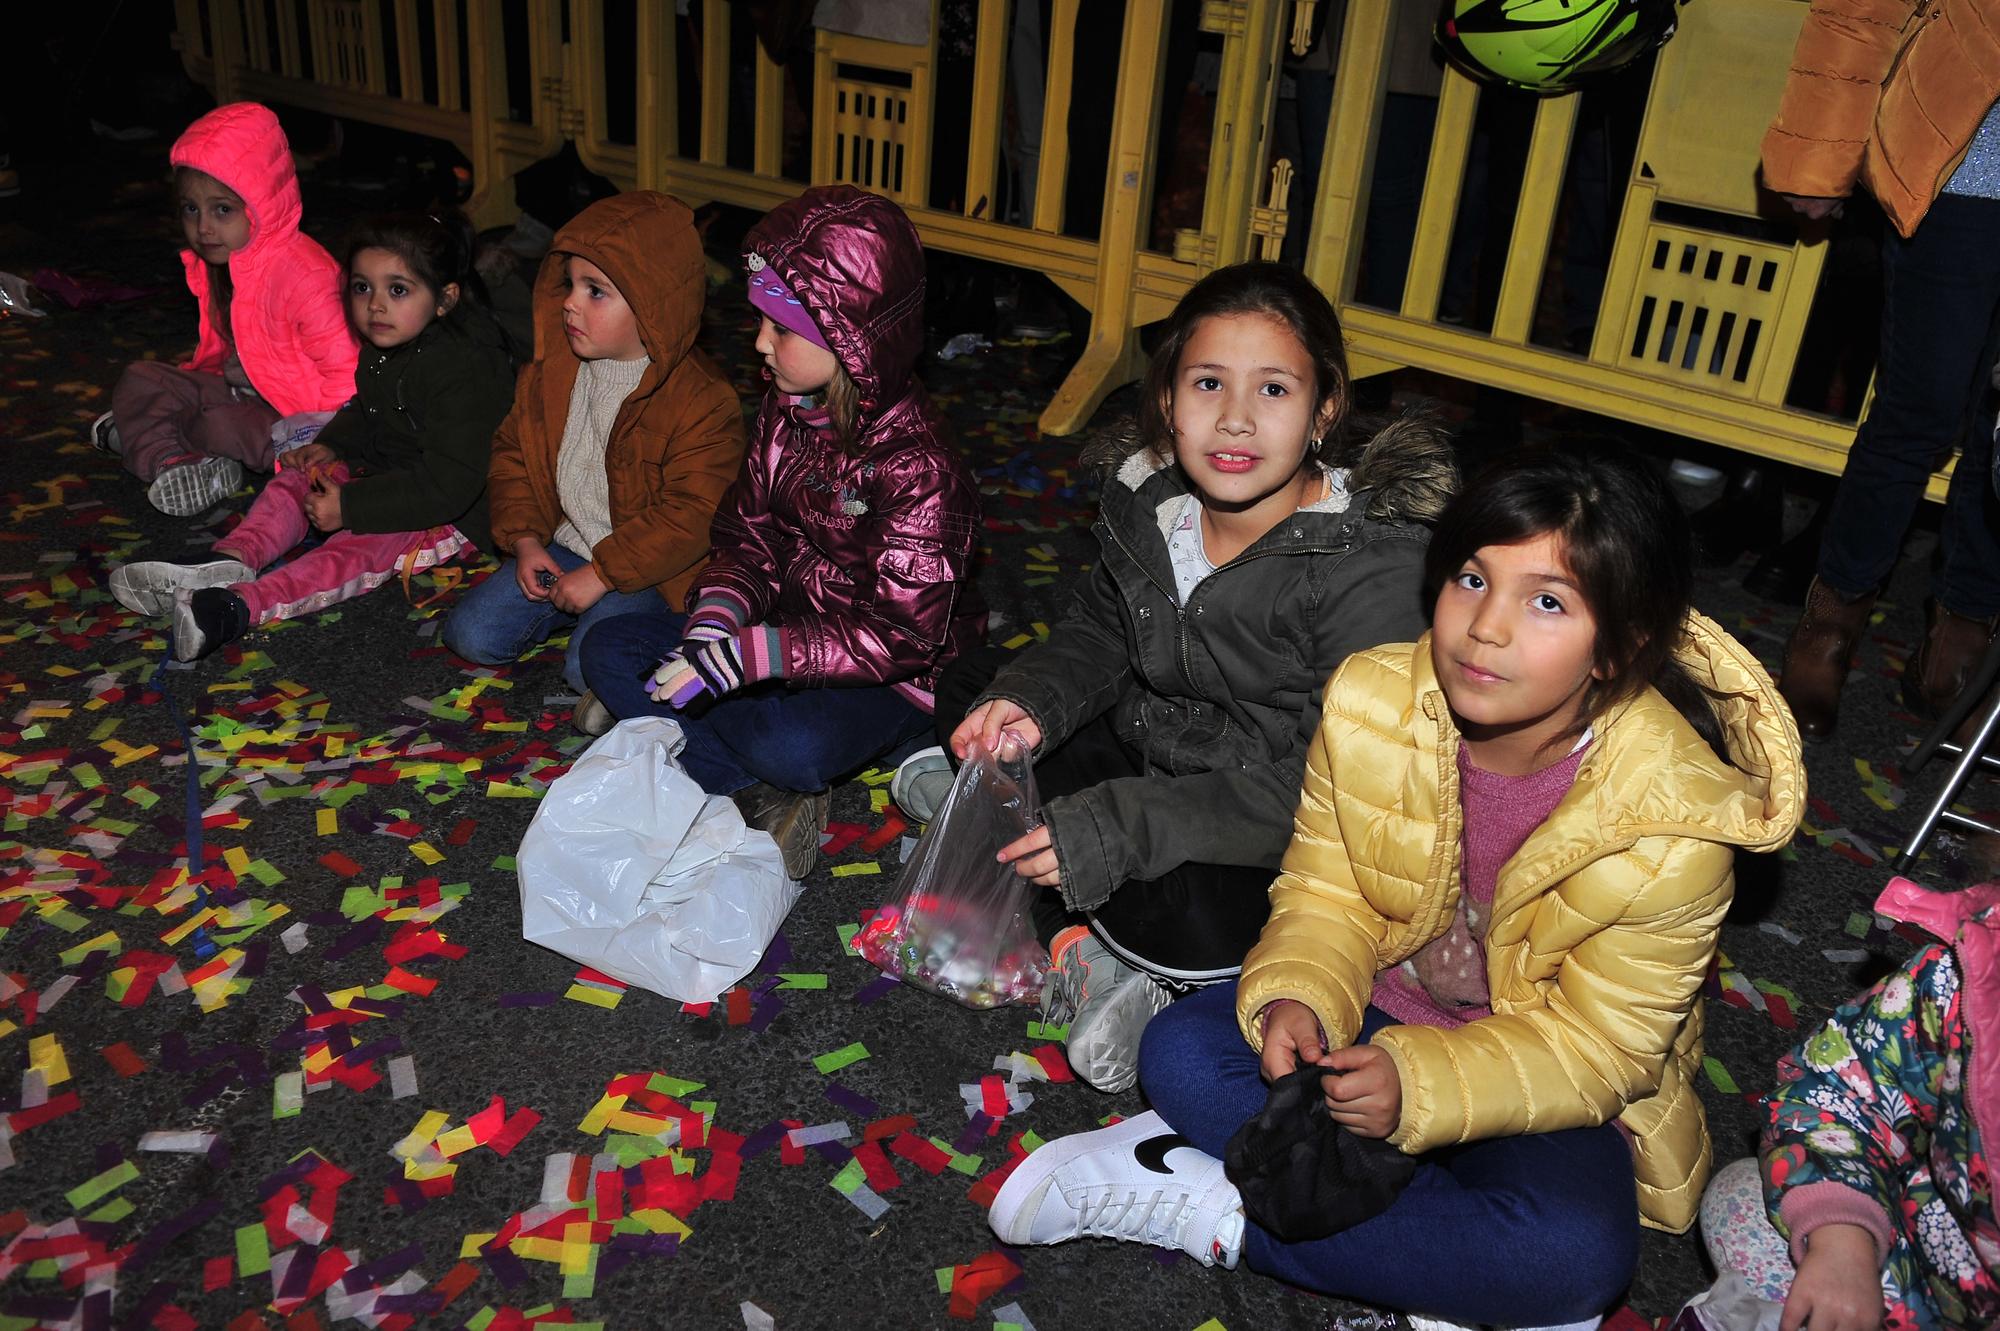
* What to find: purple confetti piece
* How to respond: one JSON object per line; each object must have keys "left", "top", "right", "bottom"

{"left": 498, "top": 992, "right": 557, "bottom": 1007}
{"left": 955, "top": 1112, "right": 994, "bottom": 1155}
{"left": 823, "top": 1081, "right": 879, "bottom": 1118}
{"left": 851, "top": 974, "right": 902, "bottom": 1005}
{"left": 124, "top": 1198, "right": 222, "bottom": 1271}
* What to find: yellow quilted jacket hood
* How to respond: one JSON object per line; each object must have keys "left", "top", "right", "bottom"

{"left": 1235, "top": 611, "right": 1803, "bottom": 1233}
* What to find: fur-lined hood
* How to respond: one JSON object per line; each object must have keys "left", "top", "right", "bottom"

{"left": 1092, "top": 409, "right": 1458, "bottom": 528}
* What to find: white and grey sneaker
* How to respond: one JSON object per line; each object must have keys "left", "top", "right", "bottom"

{"left": 109, "top": 554, "right": 254, "bottom": 617}
{"left": 987, "top": 1109, "right": 1244, "bottom": 1268}
{"left": 89, "top": 411, "right": 122, "bottom": 455}
{"left": 1044, "top": 926, "right": 1172, "bottom": 1092}
{"left": 148, "top": 456, "right": 244, "bottom": 517}
{"left": 889, "top": 744, "right": 954, "bottom": 823}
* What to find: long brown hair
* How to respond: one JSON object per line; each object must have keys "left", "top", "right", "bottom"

{"left": 1422, "top": 445, "right": 1728, "bottom": 761}
{"left": 825, "top": 363, "right": 862, "bottom": 454}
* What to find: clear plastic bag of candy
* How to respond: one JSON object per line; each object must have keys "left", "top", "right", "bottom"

{"left": 857, "top": 733, "right": 1049, "bottom": 1009}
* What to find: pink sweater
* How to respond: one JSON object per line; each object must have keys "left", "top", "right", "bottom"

{"left": 1371, "top": 742, "right": 1589, "bottom": 1029}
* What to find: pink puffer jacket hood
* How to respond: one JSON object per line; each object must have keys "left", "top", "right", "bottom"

{"left": 169, "top": 102, "right": 356, "bottom": 415}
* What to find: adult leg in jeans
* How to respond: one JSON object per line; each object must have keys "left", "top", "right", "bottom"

{"left": 1140, "top": 983, "right": 1639, "bottom": 1326}
{"left": 1818, "top": 195, "right": 2000, "bottom": 603}
{"left": 581, "top": 609, "right": 932, "bottom": 796}
{"left": 443, "top": 545, "right": 662, "bottom": 692}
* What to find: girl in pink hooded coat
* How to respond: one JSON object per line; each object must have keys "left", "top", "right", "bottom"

{"left": 94, "top": 102, "right": 358, "bottom": 518}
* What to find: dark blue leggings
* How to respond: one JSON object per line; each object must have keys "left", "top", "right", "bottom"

{"left": 1139, "top": 982, "right": 1640, "bottom": 1325}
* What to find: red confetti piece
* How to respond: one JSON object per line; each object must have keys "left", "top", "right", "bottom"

{"left": 725, "top": 986, "right": 753, "bottom": 1026}
{"left": 102, "top": 1042, "right": 145, "bottom": 1077}
{"left": 317, "top": 852, "right": 364, "bottom": 878}
{"left": 203, "top": 1255, "right": 233, "bottom": 1291}
{"left": 1031, "top": 1044, "right": 1074, "bottom": 1082}
{"left": 489, "top": 1106, "right": 541, "bottom": 1157}
{"left": 9, "top": 1090, "right": 81, "bottom": 1132}
{"left": 446, "top": 818, "right": 477, "bottom": 846}
{"left": 946, "top": 1250, "right": 1022, "bottom": 1320}
{"left": 889, "top": 1132, "right": 953, "bottom": 1175}
{"left": 979, "top": 1075, "right": 1010, "bottom": 1119}
{"left": 863, "top": 1113, "right": 919, "bottom": 1142}
{"left": 853, "top": 1140, "right": 903, "bottom": 1193}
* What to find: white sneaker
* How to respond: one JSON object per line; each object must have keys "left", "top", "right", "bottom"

{"left": 90, "top": 410, "right": 121, "bottom": 454}
{"left": 1044, "top": 926, "right": 1171, "bottom": 1092}
{"left": 148, "top": 456, "right": 244, "bottom": 517}
{"left": 986, "top": 1109, "right": 1244, "bottom": 1268}
{"left": 888, "top": 745, "right": 954, "bottom": 823}
{"left": 109, "top": 554, "right": 254, "bottom": 617}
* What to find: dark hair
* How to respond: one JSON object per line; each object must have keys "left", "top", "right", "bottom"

{"left": 343, "top": 210, "right": 485, "bottom": 308}
{"left": 1131, "top": 260, "right": 1351, "bottom": 466}
{"left": 174, "top": 165, "right": 236, "bottom": 343}
{"left": 1422, "top": 444, "right": 1729, "bottom": 761}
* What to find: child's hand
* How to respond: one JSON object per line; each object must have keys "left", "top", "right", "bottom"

{"left": 951, "top": 700, "right": 1042, "bottom": 760}
{"left": 514, "top": 540, "right": 562, "bottom": 602}
{"left": 285, "top": 442, "right": 337, "bottom": 472}
{"left": 304, "top": 476, "right": 344, "bottom": 532}
{"left": 995, "top": 824, "right": 1061, "bottom": 887}
{"left": 1322, "top": 1043, "right": 1402, "bottom": 1138}
{"left": 1782, "top": 1224, "right": 1883, "bottom": 1331}
{"left": 1258, "top": 1000, "right": 1331, "bottom": 1083}
{"left": 549, "top": 563, "right": 608, "bottom": 615}
{"left": 648, "top": 653, "right": 704, "bottom": 708}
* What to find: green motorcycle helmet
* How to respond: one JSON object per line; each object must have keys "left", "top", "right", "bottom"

{"left": 1436, "top": 0, "right": 1685, "bottom": 94}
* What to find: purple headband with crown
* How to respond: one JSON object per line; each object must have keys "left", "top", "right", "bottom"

{"left": 745, "top": 257, "right": 828, "bottom": 348}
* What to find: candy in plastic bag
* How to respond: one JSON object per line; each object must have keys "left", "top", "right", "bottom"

{"left": 857, "top": 734, "right": 1049, "bottom": 1009}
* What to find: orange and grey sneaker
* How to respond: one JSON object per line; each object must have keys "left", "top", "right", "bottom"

{"left": 1043, "top": 925, "right": 1171, "bottom": 1093}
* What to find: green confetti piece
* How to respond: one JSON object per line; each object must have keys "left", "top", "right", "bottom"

{"left": 829, "top": 1157, "right": 867, "bottom": 1195}
{"left": 1844, "top": 911, "right": 1873, "bottom": 939}
{"left": 235, "top": 1222, "right": 271, "bottom": 1277}
{"left": 466, "top": 1309, "right": 498, "bottom": 1331}
{"left": 491, "top": 854, "right": 517, "bottom": 872}
{"left": 1702, "top": 1055, "right": 1740, "bottom": 1096}
{"left": 836, "top": 922, "right": 862, "bottom": 955}
{"left": 1026, "top": 1018, "right": 1068, "bottom": 1042}
{"left": 1191, "top": 1321, "right": 1229, "bottom": 1331}
{"left": 1018, "top": 1130, "right": 1046, "bottom": 1152}
{"left": 996, "top": 1323, "right": 1024, "bottom": 1331}
{"left": 646, "top": 1072, "right": 706, "bottom": 1098}
{"left": 244, "top": 858, "right": 285, "bottom": 886}
{"left": 64, "top": 1159, "right": 138, "bottom": 1210}
{"left": 777, "top": 973, "right": 828, "bottom": 990}
{"left": 934, "top": 1266, "right": 955, "bottom": 1294}
{"left": 85, "top": 1196, "right": 133, "bottom": 1224}
{"left": 813, "top": 1042, "right": 870, "bottom": 1075}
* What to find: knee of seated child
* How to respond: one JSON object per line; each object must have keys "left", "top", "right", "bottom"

{"left": 441, "top": 608, "right": 512, "bottom": 665}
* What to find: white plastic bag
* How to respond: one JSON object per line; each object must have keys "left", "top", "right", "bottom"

{"left": 517, "top": 717, "right": 801, "bottom": 1003}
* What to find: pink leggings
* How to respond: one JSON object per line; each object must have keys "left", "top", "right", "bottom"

{"left": 214, "top": 463, "right": 469, "bottom": 625}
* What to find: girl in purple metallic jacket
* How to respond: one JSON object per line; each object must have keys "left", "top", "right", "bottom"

{"left": 579, "top": 185, "right": 985, "bottom": 881}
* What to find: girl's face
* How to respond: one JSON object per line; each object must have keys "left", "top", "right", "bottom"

{"left": 348, "top": 247, "right": 456, "bottom": 350}
{"left": 559, "top": 257, "right": 646, "bottom": 362}
{"left": 1168, "top": 312, "right": 1332, "bottom": 524}
{"left": 1430, "top": 532, "right": 1604, "bottom": 775}
{"left": 179, "top": 170, "right": 250, "bottom": 263}
{"left": 755, "top": 315, "right": 840, "bottom": 396}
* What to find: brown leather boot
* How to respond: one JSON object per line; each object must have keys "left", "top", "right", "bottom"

{"left": 1778, "top": 578, "right": 1879, "bottom": 741}
{"left": 1903, "top": 600, "right": 2000, "bottom": 718}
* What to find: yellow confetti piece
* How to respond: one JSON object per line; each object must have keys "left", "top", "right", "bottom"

{"left": 433, "top": 1125, "right": 479, "bottom": 1158}
{"left": 391, "top": 1110, "right": 451, "bottom": 1160}
{"left": 316, "top": 808, "right": 338, "bottom": 836}
{"left": 409, "top": 841, "right": 444, "bottom": 866}
{"left": 578, "top": 1092, "right": 626, "bottom": 1135}
{"left": 564, "top": 983, "right": 622, "bottom": 1009}
{"left": 29, "top": 1034, "right": 70, "bottom": 1085}
{"left": 460, "top": 1233, "right": 498, "bottom": 1258}
{"left": 830, "top": 862, "right": 880, "bottom": 878}
{"left": 223, "top": 847, "right": 251, "bottom": 875}
{"left": 109, "top": 744, "right": 159, "bottom": 768}
{"left": 627, "top": 1208, "right": 693, "bottom": 1239}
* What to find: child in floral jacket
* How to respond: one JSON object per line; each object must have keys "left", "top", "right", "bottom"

{"left": 1692, "top": 877, "right": 1999, "bottom": 1331}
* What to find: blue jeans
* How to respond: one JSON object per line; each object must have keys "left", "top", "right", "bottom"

{"left": 578, "top": 608, "right": 933, "bottom": 796}
{"left": 1139, "top": 982, "right": 1639, "bottom": 1326}
{"left": 1819, "top": 193, "right": 2000, "bottom": 616}
{"left": 440, "top": 545, "right": 666, "bottom": 694}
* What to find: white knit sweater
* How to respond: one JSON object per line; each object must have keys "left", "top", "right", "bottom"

{"left": 553, "top": 355, "right": 650, "bottom": 558}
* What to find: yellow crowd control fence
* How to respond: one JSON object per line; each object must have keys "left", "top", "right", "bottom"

{"left": 174, "top": 0, "right": 1892, "bottom": 487}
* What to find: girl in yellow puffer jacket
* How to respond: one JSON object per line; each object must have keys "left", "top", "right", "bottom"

{"left": 987, "top": 448, "right": 1804, "bottom": 1331}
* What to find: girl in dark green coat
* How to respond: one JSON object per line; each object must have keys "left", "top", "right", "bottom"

{"left": 110, "top": 212, "right": 518, "bottom": 660}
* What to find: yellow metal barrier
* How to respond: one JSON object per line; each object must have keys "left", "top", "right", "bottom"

{"left": 173, "top": 0, "right": 1903, "bottom": 489}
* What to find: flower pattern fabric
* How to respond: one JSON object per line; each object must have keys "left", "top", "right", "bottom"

{"left": 1762, "top": 942, "right": 1999, "bottom": 1330}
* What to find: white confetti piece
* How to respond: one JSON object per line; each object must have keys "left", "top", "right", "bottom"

{"left": 272, "top": 1070, "right": 304, "bottom": 1117}
{"left": 387, "top": 1055, "right": 418, "bottom": 1100}
{"left": 786, "top": 1121, "right": 851, "bottom": 1148}
{"left": 138, "top": 1131, "right": 217, "bottom": 1153}
{"left": 280, "top": 922, "right": 310, "bottom": 954}
{"left": 1757, "top": 922, "right": 1802, "bottom": 945}
{"left": 740, "top": 1301, "right": 776, "bottom": 1331}
{"left": 842, "top": 1180, "right": 891, "bottom": 1220}
{"left": 1822, "top": 948, "right": 1870, "bottom": 964}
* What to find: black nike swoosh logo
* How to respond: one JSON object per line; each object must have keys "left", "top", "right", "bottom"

{"left": 1134, "top": 1132, "right": 1196, "bottom": 1175}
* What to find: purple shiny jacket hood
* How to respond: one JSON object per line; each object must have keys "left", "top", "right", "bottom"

{"left": 743, "top": 185, "right": 924, "bottom": 417}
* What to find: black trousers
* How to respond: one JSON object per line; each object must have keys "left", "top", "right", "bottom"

{"left": 934, "top": 646, "right": 1274, "bottom": 989}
